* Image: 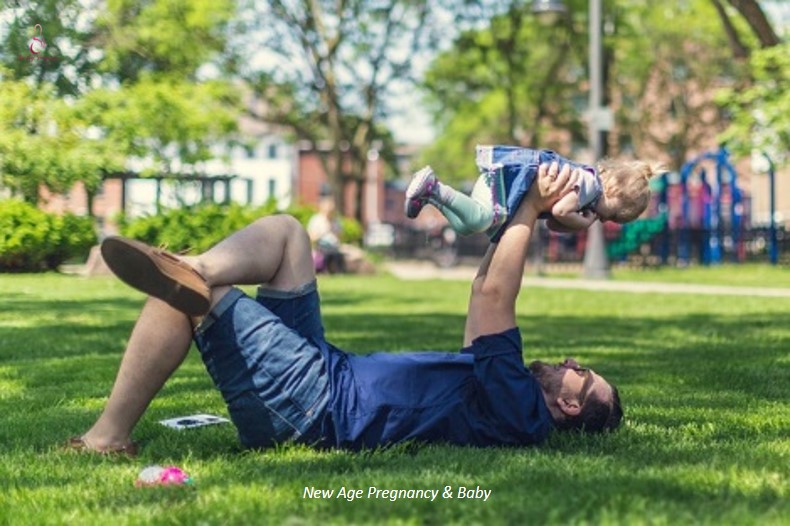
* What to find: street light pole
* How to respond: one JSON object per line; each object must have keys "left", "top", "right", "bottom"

{"left": 532, "top": 0, "right": 610, "bottom": 278}
{"left": 582, "top": 0, "right": 611, "bottom": 279}
{"left": 762, "top": 151, "right": 778, "bottom": 265}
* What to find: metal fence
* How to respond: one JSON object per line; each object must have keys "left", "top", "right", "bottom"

{"left": 383, "top": 223, "right": 789, "bottom": 268}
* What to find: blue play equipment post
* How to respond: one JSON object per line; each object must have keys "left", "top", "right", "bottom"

{"left": 763, "top": 151, "right": 778, "bottom": 265}
{"left": 676, "top": 147, "right": 744, "bottom": 266}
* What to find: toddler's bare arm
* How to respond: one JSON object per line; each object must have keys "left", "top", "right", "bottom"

{"left": 547, "top": 209, "right": 598, "bottom": 232}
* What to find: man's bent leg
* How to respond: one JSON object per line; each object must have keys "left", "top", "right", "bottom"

{"left": 80, "top": 287, "right": 232, "bottom": 451}
{"left": 83, "top": 215, "right": 314, "bottom": 450}
{"left": 101, "top": 215, "right": 314, "bottom": 317}
{"left": 192, "top": 214, "right": 315, "bottom": 292}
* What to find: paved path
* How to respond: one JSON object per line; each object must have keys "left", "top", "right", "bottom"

{"left": 385, "top": 261, "right": 790, "bottom": 298}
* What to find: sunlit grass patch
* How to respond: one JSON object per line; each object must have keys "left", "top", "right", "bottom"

{"left": 0, "top": 272, "right": 788, "bottom": 525}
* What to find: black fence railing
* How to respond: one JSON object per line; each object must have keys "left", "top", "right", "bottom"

{"left": 385, "top": 224, "right": 790, "bottom": 268}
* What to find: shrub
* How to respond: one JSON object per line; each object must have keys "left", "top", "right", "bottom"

{"left": 0, "top": 199, "right": 97, "bottom": 271}
{"left": 339, "top": 216, "right": 364, "bottom": 244}
{"left": 119, "top": 202, "right": 365, "bottom": 253}
{"left": 119, "top": 202, "right": 273, "bottom": 254}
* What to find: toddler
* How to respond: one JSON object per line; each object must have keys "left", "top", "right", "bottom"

{"left": 405, "top": 145, "right": 659, "bottom": 240}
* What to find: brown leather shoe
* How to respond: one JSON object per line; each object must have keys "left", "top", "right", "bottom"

{"left": 101, "top": 236, "right": 211, "bottom": 316}
{"left": 65, "top": 436, "right": 140, "bottom": 457}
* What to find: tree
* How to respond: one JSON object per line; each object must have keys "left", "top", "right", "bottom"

{"left": 708, "top": 0, "right": 786, "bottom": 161}
{"left": 607, "top": 0, "right": 752, "bottom": 169}
{"left": 716, "top": 42, "right": 790, "bottom": 162}
{"left": 75, "top": 78, "right": 239, "bottom": 176}
{"left": 0, "top": 0, "right": 99, "bottom": 97}
{"left": 419, "top": 0, "right": 589, "bottom": 184}
{"left": 241, "top": 0, "right": 449, "bottom": 218}
{"left": 96, "top": 0, "right": 237, "bottom": 82}
{"left": 0, "top": 73, "right": 125, "bottom": 204}
{"left": 724, "top": 0, "right": 781, "bottom": 48}
{"left": 0, "top": 1, "right": 241, "bottom": 209}
{"left": 422, "top": 0, "right": 759, "bottom": 178}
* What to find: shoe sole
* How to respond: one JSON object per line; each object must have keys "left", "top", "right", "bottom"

{"left": 404, "top": 167, "right": 436, "bottom": 218}
{"left": 101, "top": 237, "right": 210, "bottom": 316}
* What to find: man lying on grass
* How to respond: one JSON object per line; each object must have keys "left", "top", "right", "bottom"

{"left": 69, "top": 162, "right": 622, "bottom": 456}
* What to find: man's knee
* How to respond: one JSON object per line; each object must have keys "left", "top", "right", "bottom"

{"left": 276, "top": 214, "right": 311, "bottom": 250}
{"left": 277, "top": 214, "right": 305, "bottom": 233}
{"left": 262, "top": 214, "right": 315, "bottom": 287}
{"left": 249, "top": 214, "right": 309, "bottom": 250}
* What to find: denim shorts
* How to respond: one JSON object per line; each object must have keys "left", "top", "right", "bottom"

{"left": 193, "top": 282, "right": 330, "bottom": 449}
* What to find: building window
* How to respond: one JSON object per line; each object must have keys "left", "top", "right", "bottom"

{"left": 268, "top": 178, "right": 277, "bottom": 199}
{"left": 268, "top": 144, "right": 278, "bottom": 159}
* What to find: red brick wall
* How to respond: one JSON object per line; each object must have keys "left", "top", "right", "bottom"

{"left": 297, "top": 149, "right": 386, "bottom": 227}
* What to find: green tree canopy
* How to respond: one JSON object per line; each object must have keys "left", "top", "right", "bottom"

{"left": 0, "top": 1, "right": 240, "bottom": 207}
{"left": 419, "top": 0, "right": 588, "bottom": 182}
{"left": 419, "top": 0, "right": 764, "bottom": 180}
{"left": 717, "top": 41, "right": 790, "bottom": 164}
{"left": 75, "top": 77, "right": 239, "bottom": 175}
{"left": 0, "top": 73, "right": 125, "bottom": 202}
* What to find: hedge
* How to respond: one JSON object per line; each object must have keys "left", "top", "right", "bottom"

{"left": 0, "top": 199, "right": 97, "bottom": 272}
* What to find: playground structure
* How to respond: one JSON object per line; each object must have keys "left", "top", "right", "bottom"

{"left": 653, "top": 146, "right": 747, "bottom": 266}
{"left": 539, "top": 146, "right": 751, "bottom": 266}
{"left": 392, "top": 147, "right": 785, "bottom": 267}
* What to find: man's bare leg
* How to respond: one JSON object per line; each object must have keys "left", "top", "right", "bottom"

{"left": 79, "top": 296, "right": 198, "bottom": 451}
{"left": 189, "top": 214, "right": 315, "bottom": 292}
{"left": 79, "top": 215, "right": 314, "bottom": 451}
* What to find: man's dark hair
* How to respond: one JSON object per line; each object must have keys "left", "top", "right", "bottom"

{"left": 554, "top": 385, "right": 624, "bottom": 433}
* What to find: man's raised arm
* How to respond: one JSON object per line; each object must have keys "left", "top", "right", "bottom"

{"left": 463, "top": 162, "right": 578, "bottom": 346}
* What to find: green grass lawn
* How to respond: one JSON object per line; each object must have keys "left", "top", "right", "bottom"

{"left": 0, "top": 272, "right": 788, "bottom": 525}
{"left": 611, "top": 263, "right": 790, "bottom": 288}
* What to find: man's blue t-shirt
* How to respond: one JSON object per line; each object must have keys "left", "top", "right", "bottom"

{"left": 319, "top": 327, "right": 554, "bottom": 450}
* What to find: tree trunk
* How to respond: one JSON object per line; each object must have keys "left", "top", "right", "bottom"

{"left": 711, "top": 0, "right": 750, "bottom": 59}
{"left": 86, "top": 188, "right": 96, "bottom": 218}
{"left": 726, "top": 0, "right": 781, "bottom": 48}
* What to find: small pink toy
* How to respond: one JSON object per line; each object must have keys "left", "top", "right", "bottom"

{"left": 135, "top": 465, "right": 193, "bottom": 487}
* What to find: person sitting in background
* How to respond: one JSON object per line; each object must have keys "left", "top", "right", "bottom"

{"left": 307, "top": 196, "right": 345, "bottom": 274}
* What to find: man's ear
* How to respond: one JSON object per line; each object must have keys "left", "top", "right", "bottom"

{"left": 556, "top": 397, "right": 581, "bottom": 416}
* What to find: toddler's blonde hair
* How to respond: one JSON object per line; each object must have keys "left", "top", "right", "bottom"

{"left": 598, "top": 159, "right": 663, "bottom": 223}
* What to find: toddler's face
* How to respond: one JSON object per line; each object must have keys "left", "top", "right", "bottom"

{"left": 594, "top": 198, "right": 619, "bottom": 222}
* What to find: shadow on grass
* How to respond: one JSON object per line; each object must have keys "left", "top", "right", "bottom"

{"left": 2, "top": 291, "right": 787, "bottom": 417}
{"left": 2, "top": 284, "right": 788, "bottom": 458}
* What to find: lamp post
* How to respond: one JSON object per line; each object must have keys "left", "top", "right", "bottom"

{"left": 763, "top": 151, "right": 778, "bottom": 265}
{"left": 532, "top": 0, "right": 611, "bottom": 279}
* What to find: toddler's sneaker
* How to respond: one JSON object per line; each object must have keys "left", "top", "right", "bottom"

{"left": 404, "top": 166, "right": 438, "bottom": 219}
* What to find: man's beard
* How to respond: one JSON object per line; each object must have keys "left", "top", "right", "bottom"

{"left": 528, "top": 360, "right": 563, "bottom": 396}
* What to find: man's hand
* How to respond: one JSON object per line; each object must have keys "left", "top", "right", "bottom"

{"left": 528, "top": 162, "right": 580, "bottom": 213}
